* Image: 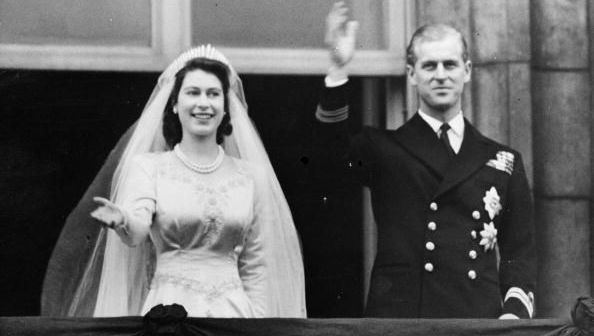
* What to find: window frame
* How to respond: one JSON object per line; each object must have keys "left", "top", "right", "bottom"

{"left": 0, "top": 0, "right": 414, "bottom": 76}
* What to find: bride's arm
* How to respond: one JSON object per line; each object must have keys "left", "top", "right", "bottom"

{"left": 91, "top": 155, "right": 155, "bottom": 246}
{"left": 238, "top": 212, "right": 267, "bottom": 317}
{"left": 237, "top": 167, "right": 271, "bottom": 317}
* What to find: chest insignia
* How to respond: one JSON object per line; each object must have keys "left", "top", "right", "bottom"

{"left": 486, "top": 151, "right": 514, "bottom": 175}
{"left": 479, "top": 222, "right": 498, "bottom": 252}
{"left": 483, "top": 186, "right": 502, "bottom": 220}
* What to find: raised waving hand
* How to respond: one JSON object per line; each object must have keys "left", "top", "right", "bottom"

{"left": 325, "top": 1, "right": 359, "bottom": 68}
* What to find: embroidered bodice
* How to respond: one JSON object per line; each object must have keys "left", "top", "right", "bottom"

{"left": 118, "top": 151, "right": 266, "bottom": 317}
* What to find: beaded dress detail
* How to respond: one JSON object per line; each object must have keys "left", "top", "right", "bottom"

{"left": 120, "top": 151, "right": 266, "bottom": 317}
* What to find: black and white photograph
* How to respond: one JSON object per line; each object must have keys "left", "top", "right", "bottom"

{"left": 0, "top": 1, "right": 592, "bottom": 335}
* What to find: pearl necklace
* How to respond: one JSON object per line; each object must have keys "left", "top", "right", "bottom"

{"left": 174, "top": 144, "right": 225, "bottom": 174}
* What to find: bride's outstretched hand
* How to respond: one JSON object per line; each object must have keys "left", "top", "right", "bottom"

{"left": 91, "top": 197, "right": 125, "bottom": 229}
{"left": 325, "top": 1, "right": 359, "bottom": 68}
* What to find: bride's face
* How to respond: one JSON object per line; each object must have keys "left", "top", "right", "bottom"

{"left": 175, "top": 69, "right": 225, "bottom": 141}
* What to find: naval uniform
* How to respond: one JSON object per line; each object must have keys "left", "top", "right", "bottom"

{"left": 314, "top": 82, "right": 536, "bottom": 318}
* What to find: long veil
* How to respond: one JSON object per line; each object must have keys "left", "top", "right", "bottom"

{"left": 41, "top": 45, "right": 306, "bottom": 318}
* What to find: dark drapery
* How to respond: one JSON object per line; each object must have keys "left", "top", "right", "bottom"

{"left": 0, "top": 316, "right": 569, "bottom": 336}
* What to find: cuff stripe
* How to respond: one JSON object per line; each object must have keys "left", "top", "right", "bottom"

{"left": 499, "top": 313, "right": 519, "bottom": 320}
{"left": 316, "top": 105, "right": 349, "bottom": 123}
{"left": 505, "top": 287, "right": 534, "bottom": 318}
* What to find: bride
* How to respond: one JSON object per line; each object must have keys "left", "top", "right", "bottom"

{"left": 41, "top": 45, "right": 306, "bottom": 318}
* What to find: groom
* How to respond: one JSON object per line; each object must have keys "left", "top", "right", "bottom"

{"left": 313, "top": 2, "right": 536, "bottom": 318}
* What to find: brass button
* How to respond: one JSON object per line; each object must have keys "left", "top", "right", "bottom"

{"left": 424, "top": 263, "right": 434, "bottom": 272}
{"left": 427, "top": 221, "right": 437, "bottom": 231}
{"left": 469, "top": 250, "right": 477, "bottom": 259}
{"left": 430, "top": 202, "right": 438, "bottom": 211}
{"left": 425, "top": 242, "right": 435, "bottom": 251}
{"left": 468, "top": 270, "right": 477, "bottom": 280}
{"left": 471, "top": 230, "right": 477, "bottom": 239}
{"left": 472, "top": 211, "right": 481, "bottom": 220}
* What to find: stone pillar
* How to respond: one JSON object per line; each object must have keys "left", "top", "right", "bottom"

{"left": 469, "top": 0, "right": 533, "bottom": 184}
{"left": 590, "top": 0, "right": 594, "bottom": 299}
{"left": 531, "top": 0, "right": 591, "bottom": 317}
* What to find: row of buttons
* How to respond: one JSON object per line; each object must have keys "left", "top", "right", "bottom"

{"left": 425, "top": 202, "right": 481, "bottom": 280}
{"left": 424, "top": 262, "right": 477, "bottom": 279}
{"left": 467, "top": 208, "right": 479, "bottom": 279}
{"left": 468, "top": 209, "right": 480, "bottom": 280}
{"left": 426, "top": 203, "right": 438, "bottom": 274}
{"left": 424, "top": 247, "right": 478, "bottom": 258}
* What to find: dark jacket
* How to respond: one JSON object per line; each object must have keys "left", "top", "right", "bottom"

{"left": 316, "top": 84, "right": 535, "bottom": 318}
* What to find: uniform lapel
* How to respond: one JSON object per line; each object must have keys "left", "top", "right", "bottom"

{"left": 433, "top": 120, "right": 497, "bottom": 198}
{"left": 393, "top": 113, "right": 450, "bottom": 178}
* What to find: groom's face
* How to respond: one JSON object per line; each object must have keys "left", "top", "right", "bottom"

{"left": 407, "top": 35, "right": 471, "bottom": 117}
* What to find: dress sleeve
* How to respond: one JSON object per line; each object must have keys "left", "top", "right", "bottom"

{"left": 238, "top": 178, "right": 270, "bottom": 317}
{"left": 237, "top": 172, "right": 268, "bottom": 317}
{"left": 114, "top": 154, "right": 157, "bottom": 246}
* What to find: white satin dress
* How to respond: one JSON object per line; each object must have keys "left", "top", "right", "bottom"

{"left": 119, "top": 151, "right": 267, "bottom": 317}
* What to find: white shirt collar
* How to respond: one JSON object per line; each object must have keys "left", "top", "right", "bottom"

{"left": 418, "top": 110, "right": 463, "bottom": 135}
{"left": 418, "top": 110, "right": 465, "bottom": 153}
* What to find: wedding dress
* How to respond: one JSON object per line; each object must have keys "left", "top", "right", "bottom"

{"left": 123, "top": 152, "right": 268, "bottom": 317}
{"left": 41, "top": 45, "right": 306, "bottom": 318}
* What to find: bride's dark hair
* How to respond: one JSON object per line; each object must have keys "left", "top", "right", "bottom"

{"left": 162, "top": 58, "right": 233, "bottom": 147}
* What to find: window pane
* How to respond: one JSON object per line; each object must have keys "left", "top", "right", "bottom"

{"left": 191, "top": 0, "right": 387, "bottom": 50}
{"left": 0, "top": 0, "right": 151, "bottom": 46}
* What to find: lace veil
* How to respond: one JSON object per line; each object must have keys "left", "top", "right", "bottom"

{"left": 41, "top": 45, "right": 306, "bottom": 318}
